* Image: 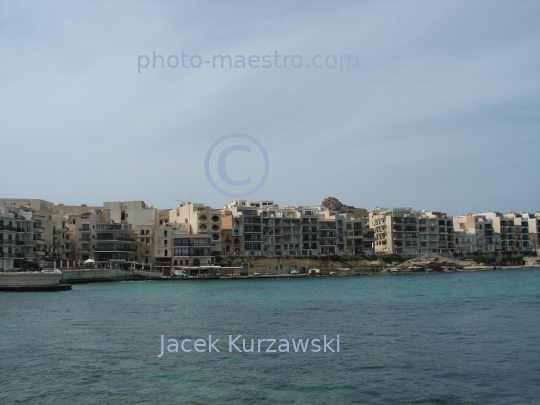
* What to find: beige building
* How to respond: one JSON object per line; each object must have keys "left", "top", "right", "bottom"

{"left": 153, "top": 224, "right": 214, "bottom": 274}
{"left": 0, "top": 199, "right": 70, "bottom": 263}
{"left": 72, "top": 209, "right": 136, "bottom": 264}
{"left": 169, "top": 202, "right": 222, "bottom": 256}
{"left": 223, "top": 200, "right": 373, "bottom": 256}
{"left": 521, "top": 212, "right": 539, "bottom": 253}
{"left": 453, "top": 214, "right": 499, "bottom": 252}
{"left": 479, "top": 212, "right": 528, "bottom": 252}
{"left": 103, "top": 201, "right": 160, "bottom": 269}
{"left": 370, "top": 208, "right": 454, "bottom": 254}
{"left": 0, "top": 206, "right": 34, "bottom": 270}
{"left": 52, "top": 203, "right": 103, "bottom": 215}
{"left": 0, "top": 198, "right": 54, "bottom": 211}
{"left": 220, "top": 210, "right": 243, "bottom": 256}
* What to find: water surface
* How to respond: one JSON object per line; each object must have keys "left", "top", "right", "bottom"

{"left": 1, "top": 269, "right": 539, "bottom": 404}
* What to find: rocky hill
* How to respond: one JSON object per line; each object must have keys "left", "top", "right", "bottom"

{"left": 321, "top": 197, "right": 369, "bottom": 221}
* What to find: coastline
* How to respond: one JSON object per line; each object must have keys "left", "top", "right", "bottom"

{"left": 1, "top": 266, "right": 539, "bottom": 292}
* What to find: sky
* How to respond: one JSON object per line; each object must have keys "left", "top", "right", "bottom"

{"left": 1, "top": 1, "right": 539, "bottom": 216}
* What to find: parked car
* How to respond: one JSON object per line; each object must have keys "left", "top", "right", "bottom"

{"left": 253, "top": 272, "right": 261, "bottom": 276}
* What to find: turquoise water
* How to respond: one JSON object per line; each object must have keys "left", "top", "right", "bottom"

{"left": 1, "top": 269, "right": 539, "bottom": 404}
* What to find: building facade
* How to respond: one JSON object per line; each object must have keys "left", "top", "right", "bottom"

{"left": 370, "top": 208, "right": 454, "bottom": 254}
{"left": 0, "top": 206, "right": 35, "bottom": 270}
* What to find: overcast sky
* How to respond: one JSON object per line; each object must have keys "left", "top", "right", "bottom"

{"left": 1, "top": 1, "right": 539, "bottom": 215}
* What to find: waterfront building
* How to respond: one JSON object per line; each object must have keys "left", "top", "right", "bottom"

{"left": 297, "top": 206, "right": 321, "bottom": 255}
{"left": 220, "top": 210, "right": 243, "bottom": 256}
{"left": 223, "top": 201, "right": 373, "bottom": 256}
{"left": 453, "top": 214, "right": 498, "bottom": 252}
{"left": 453, "top": 229, "right": 476, "bottom": 253}
{"left": 478, "top": 212, "right": 527, "bottom": 252}
{"left": 102, "top": 201, "right": 160, "bottom": 270}
{"left": 0, "top": 206, "right": 35, "bottom": 270}
{"left": 370, "top": 208, "right": 454, "bottom": 254}
{"left": 169, "top": 202, "right": 222, "bottom": 256}
{"left": 262, "top": 206, "right": 302, "bottom": 256}
{"left": 72, "top": 209, "right": 136, "bottom": 263}
{"left": 523, "top": 212, "right": 540, "bottom": 253}
{"left": 29, "top": 209, "right": 70, "bottom": 262}
{"left": 225, "top": 201, "right": 265, "bottom": 256}
{"left": 153, "top": 224, "right": 214, "bottom": 273}
{"left": 0, "top": 199, "right": 71, "bottom": 263}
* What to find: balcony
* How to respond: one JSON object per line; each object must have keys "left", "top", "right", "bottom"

{"left": 94, "top": 248, "right": 136, "bottom": 253}
{"left": 95, "top": 236, "right": 136, "bottom": 242}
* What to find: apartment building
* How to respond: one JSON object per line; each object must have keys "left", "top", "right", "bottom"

{"left": 31, "top": 209, "right": 70, "bottom": 261}
{"left": 225, "top": 201, "right": 264, "bottom": 256}
{"left": 169, "top": 202, "right": 222, "bottom": 256}
{"left": 521, "top": 212, "right": 540, "bottom": 252}
{"left": 478, "top": 212, "right": 530, "bottom": 252}
{"left": 223, "top": 201, "right": 372, "bottom": 256}
{"left": 220, "top": 210, "right": 243, "bottom": 255}
{"left": 339, "top": 217, "right": 375, "bottom": 255}
{"left": 153, "top": 224, "right": 214, "bottom": 273}
{"left": 72, "top": 209, "right": 136, "bottom": 263}
{"left": 0, "top": 199, "right": 71, "bottom": 262}
{"left": 297, "top": 207, "right": 320, "bottom": 255}
{"left": 370, "top": 208, "right": 454, "bottom": 254}
{"left": 453, "top": 214, "right": 500, "bottom": 252}
{"left": 102, "top": 201, "right": 160, "bottom": 269}
{"left": 0, "top": 206, "right": 34, "bottom": 270}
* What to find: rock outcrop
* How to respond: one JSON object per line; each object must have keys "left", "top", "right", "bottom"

{"left": 321, "top": 197, "right": 369, "bottom": 221}
{"left": 384, "top": 256, "right": 463, "bottom": 273}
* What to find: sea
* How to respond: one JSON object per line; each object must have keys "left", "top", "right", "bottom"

{"left": 1, "top": 269, "right": 539, "bottom": 404}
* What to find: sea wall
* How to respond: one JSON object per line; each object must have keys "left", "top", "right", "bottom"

{"left": 220, "top": 257, "right": 386, "bottom": 274}
{"left": 0, "top": 272, "right": 63, "bottom": 286}
{"left": 60, "top": 268, "right": 136, "bottom": 282}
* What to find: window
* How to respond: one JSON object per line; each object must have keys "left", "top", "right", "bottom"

{"left": 193, "top": 238, "right": 207, "bottom": 246}
{"left": 174, "top": 238, "right": 190, "bottom": 246}
{"left": 174, "top": 247, "right": 189, "bottom": 256}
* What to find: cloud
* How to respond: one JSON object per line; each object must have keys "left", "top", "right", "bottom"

{"left": 0, "top": 1, "right": 538, "bottom": 214}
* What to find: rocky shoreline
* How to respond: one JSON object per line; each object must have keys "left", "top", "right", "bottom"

{"left": 377, "top": 256, "right": 538, "bottom": 274}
